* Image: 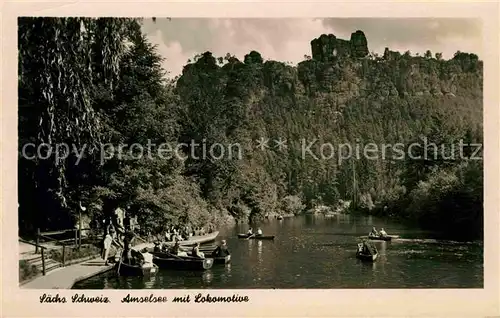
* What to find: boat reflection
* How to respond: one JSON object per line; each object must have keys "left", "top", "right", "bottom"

{"left": 257, "top": 240, "right": 263, "bottom": 263}
{"left": 357, "top": 259, "right": 377, "bottom": 271}
{"left": 378, "top": 241, "right": 387, "bottom": 255}
{"left": 202, "top": 271, "right": 213, "bottom": 285}
{"left": 220, "top": 264, "right": 231, "bottom": 283}
{"left": 144, "top": 274, "right": 157, "bottom": 289}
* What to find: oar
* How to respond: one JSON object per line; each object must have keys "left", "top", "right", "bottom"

{"left": 116, "top": 247, "right": 123, "bottom": 275}
{"left": 163, "top": 251, "right": 185, "bottom": 260}
{"left": 246, "top": 234, "right": 255, "bottom": 240}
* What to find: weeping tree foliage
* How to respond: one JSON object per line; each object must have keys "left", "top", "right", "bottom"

{"left": 18, "top": 17, "right": 141, "bottom": 232}
{"left": 18, "top": 17, "right": 233, "bottom": 235}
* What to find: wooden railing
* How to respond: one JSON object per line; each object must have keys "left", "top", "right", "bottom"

{"left": 34, "top": 227, "right": 104, "bottom": 268}
{"left": 35, "top": 227, "right": 99, "bottom": 253}
{"left": 36, "top": 228, "right": 78, "bottom": 253}
{"left": 19, "top": 238, "right": 48, "bottom": 276}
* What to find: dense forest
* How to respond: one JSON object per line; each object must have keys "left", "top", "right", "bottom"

{"left": 18, "top": 18, "right": 483, "bottom": 241}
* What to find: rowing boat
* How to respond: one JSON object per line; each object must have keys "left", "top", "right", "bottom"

{"left": 368, "top": 235, "right": 392, "bottom": 241}
{"left": 237, "top": 234, "right": 275, "bottom": 240}
{"left": 174, "top": 253, "right": 231, "bottom": 265}
{"left": 164, "top": 231, "right": 220, "bottom": 247}
{"left": 201, "top": 254, "right": 231, "bottom": 264}
{"left": 115, "top": 262, "right": 158, "bottom": 276}
{"left": 356, "top": 251, "right": 378, "bottom": 262}
{"left": 151, "top": 252, "right": 214, "bottom": 270}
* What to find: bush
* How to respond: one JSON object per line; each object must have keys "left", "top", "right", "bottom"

{"left": 281, "top": 195, "right": 306, "bottom": 215}
{"left": 49, "top": 244, "right": 102, "bottom": 263}
{"left": 19, "top": 260, "right": 39, "bottom": 283}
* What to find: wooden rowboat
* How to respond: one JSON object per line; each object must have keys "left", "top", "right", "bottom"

{"left": 174, "top": 253, "right": 231, "bottom": 265}
{"left": 356, "top": 251, "right": 378, "bottom": 262}
{"left": 115, "top": 262, "right": 158, "bottom": 276}
{"left": 164, "top": 231, "right": 220, "bottom": 247}
{"left": 368, "top": 235, "right": 392, "bottom": 241}
{"left": 152, "top": 252, "right": 214, "bottom": 270}
{"left": 200, "top": 254, "right": 231, "bottom": 264}
{"left": 237, "top": 234, "right": 275, "bottom": 240}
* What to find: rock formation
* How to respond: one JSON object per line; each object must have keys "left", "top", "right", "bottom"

{"left": 310, "top": 30, "right": 369, "bottom": 61}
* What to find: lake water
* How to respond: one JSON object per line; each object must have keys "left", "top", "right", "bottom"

{"left": 73, "top": 214, "right": 483, "bottom": 289}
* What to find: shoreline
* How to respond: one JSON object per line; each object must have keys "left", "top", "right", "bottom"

{"left": 21, "top": 241, "right": 153, "bottom": 289}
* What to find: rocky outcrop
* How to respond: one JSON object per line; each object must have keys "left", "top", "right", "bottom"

{"left": 383, "top": 47, "right": 401, "bottom": 61}
{"left": 350, "top": 31, "right": 369, "bottom": 58}
{"left": 310, "top": 30, "right": 369, "bottom": 61}
{"left": 311, "top": 34, "right": 337, "bottom": 62}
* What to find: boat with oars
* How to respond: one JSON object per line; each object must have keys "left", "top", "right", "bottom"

{"left": 173, "top": 253, "right": 231, "bottom": 265}
{"left": 237, "top": 234, "right": 275, "bottom": 240}
{"left": 368, "top": 235, "right": 392, "bottom": 241}
{"left": 115, "top": 260, "right": 158, "bottom": 276}
{"left": 163, "top": 231, "right": 220, "bottom": 247}
{"left": 151, "top": 251, "right": 214, "bottom": 270}
{"left": 355, "top": 243, "right": 378, "bottom": 262}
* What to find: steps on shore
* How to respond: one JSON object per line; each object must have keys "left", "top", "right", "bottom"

{"left": 21, "top": 252, "right": 62, "bottom": 274}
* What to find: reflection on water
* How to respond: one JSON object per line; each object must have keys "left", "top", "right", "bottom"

{"left": 202, "top": 271, "right": 213, "bottom": 285}
{"left": 378, "top": 241, "right": 387, "bottom": 255}
{"left": 74, "top": 215, "right": 483, "bottom": 289}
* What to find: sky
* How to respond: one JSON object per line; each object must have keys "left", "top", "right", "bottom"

{"left": 141, "top": 18, "right": 482, "bottom": 78}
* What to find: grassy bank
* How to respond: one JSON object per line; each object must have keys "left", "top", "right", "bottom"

{"left": 19, "top": 260, "right": 40, "bottom": 283}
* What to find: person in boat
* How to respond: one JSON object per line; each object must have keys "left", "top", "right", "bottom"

{"left": 161, "top": 242, "right": 169, "bottom": 252}
{"left": 379, "top": 228, "right": 388, "bottom": 237}
{"left": 369, "top": 227, "right": 379, "bottom": 237}
{"left": 191, "top": 242, "right": 205, "bottom": 259}
{"left": 165, "top": 230, "right": 172, "bottom": 242}
{"left": 130, "top": 248, "right": 145, "bottom": 266}
{"left": 247, "top": 228, "right": 253, "bottom": 236}
{"left": 212, "top": 240, "right": 230, "bottom": 257}
{"left": 360, "top": 239, "right": 377, "bottom": 256}
{"left": 153, "top": 241, "right": 161, "bottom": 253}
{"left": 256, "top": 228, "right": 263, "bottom": 236}
{"left": 121, "top": 239, "right": 133, "bottom": 265}
{"left": 169, "top": 240, "right": 181, "bottom": 255}
{"left": 140, "top": 248, "right": 154, "bottom": 268}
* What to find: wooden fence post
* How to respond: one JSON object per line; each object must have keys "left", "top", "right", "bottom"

{"left": 35, "top": 228, "right": 40, "bottom": 254}
{"left": 74, "top": 229, "right": 78, "bottom": 247}
{"left": 41, "top": 248, "right": 46, "bottom": 276}
{"left": 62, "top": 244, "right": 66, "bottom": 267}
{"left": 78, "top": 210, "right": 82, "bottom": 249}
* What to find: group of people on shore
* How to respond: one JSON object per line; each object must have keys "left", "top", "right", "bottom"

{"left": 101, "top": 207, "right": 151, "bottom": 266}
{"left": 102, "top": 205, "right": 231, "bottom": 265}
{"left": 163, "top": 225, "right": 210, "bottom": 242}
